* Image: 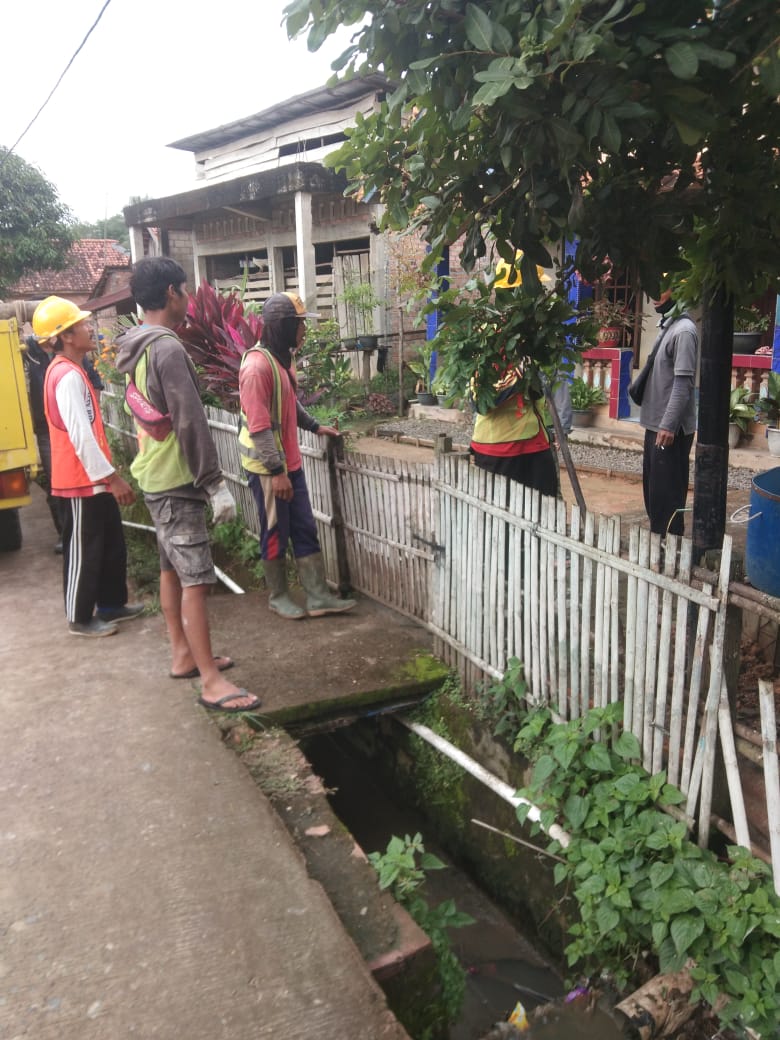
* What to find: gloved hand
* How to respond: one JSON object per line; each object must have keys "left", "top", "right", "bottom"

{"left": 209, "top": 481, "right": 236, "bottom": 525}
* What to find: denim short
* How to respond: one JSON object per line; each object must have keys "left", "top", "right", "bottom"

{"left": 145, "top": 495, "right": 216, "bottom": 587}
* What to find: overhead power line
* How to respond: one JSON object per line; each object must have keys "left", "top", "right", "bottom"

{"left": 0, "top": 0, "right": 114, "bottom": 172}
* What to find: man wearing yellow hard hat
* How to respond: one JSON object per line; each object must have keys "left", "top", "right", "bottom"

{"left": 468, "top": 255, "right": 559, "bottom": 497}
{"left": 33, "top": 295, "right": 142, "bottom": 637}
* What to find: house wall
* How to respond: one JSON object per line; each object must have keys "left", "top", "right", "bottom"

{"left": 190, "top": 99, "right": 378, "bottom": 185}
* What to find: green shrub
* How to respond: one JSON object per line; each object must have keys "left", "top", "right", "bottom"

{"left": 511, "top": 701, "right": 780, "bottom": 1037}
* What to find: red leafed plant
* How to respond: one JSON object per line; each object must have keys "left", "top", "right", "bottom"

{"left": 176, "top": 281, "right": 263, "bottom": 408}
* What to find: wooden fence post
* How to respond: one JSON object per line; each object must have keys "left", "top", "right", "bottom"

{"left": 328, "top": 435, "right": 353, "bottom": 595}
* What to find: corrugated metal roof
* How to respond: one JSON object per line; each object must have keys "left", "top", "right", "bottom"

{"left": 168, "top": 75, "right": 389, "bottom": 154}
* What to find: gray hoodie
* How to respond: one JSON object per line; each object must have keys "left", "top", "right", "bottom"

{"left": 115, "top": 324, "right": 223, "bottom": 499}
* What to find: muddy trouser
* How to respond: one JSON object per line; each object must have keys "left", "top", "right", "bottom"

{"left": 642, "top": 429, "right": 694, "bottom": 537}
{"left": 59, "top": 492, "right": 128, "bottom": 623}
{"left": 247, "top": 468, "right": 320, "bottom": 561}
{"left": 35, "top": 429, "right": 63, "bottom": 535}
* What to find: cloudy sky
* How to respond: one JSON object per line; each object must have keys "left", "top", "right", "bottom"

{"left": 1, "top": 1, "right": 356, "bottom": 222}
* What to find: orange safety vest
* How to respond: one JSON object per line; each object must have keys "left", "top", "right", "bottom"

{"left": 44, "top": 355, "right": 112, "bottom": 497}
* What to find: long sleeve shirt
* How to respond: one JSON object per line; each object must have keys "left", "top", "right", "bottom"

{"left": 55, "top": 368, "right": 115, "bottom": 484}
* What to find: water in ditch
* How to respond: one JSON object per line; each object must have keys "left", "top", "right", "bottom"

{"left": 302, "top": 729, "right": 625, "bottom": 1040}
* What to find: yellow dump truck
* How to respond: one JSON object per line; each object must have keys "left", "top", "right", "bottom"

{"left": 0, "top": 315, "right": 39, "bottom": 550}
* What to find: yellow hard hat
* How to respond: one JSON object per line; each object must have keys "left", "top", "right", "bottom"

{"left": 494, "top": 251, "right": 553, "bottom": 289}
{"left": 32, "top": 296, "right": 92, "bottom": 342}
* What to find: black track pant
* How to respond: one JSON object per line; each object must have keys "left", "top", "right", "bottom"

{"left": 59, "top": 493, "right": 128, "bottom": 623}
{"left": 642, "top": 429, "right": 694, "bottom": 537}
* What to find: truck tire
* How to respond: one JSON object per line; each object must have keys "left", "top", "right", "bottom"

{"left": 0, "top": 508, "right": 22, "bottom": 551}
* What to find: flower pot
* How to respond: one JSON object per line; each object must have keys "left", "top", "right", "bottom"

{"left": 571, "top": 408, "right": 595, "bottom": 428}
{"left": 767, "top": 426, "right": 780, "bottom": 457}
{"left": 356, "top": 334, "right": 379, "bottom": 351}
{"left": 728, "top": 422, "right": 742, "bottom": 449}
{"left": 733, "top": 332, "right": 762, "bottom": 355}
{"left": 436, "top": 395, "right": 450, "bottom": 407}
{"left": 341, "top": 337, "right": 359, "bottom": 351}
{"left": 417, "top": 391, "right": 436, "bottom": 406}
{"left": 597, "top": 325, "right": 622, "bottom": 348}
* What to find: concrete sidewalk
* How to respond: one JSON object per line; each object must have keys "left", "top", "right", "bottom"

{"left": 0, "top": 489, "right": 409, "bottom": 1040}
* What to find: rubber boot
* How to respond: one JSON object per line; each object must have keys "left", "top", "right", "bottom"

{"left": 297, "top": 553, "right": 356, "bottom": 617}
{"left": 263, "top": 558, "right": 305, "bottom": 620}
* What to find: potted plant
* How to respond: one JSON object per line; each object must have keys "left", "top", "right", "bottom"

{"left": 337, "top": 278, "right": 382, "bottom": 350}
{"left": 728, "top": 386, "right": 755, "bottom": 448}
{"left": 592, "top": 297, "right": 634, "bottom": 348}
{"left": 733, "top": 305, "right": 771, "bottom": 355}
{"left": 569, "top": 376, "right": 606, "bottom": 427}
{"left": 432, "top": 370, "right": 452, "bottom": 407}
{"left": 755, "top": 371, "right": 780, "bottom": 456}
{"left": 407, "top": 341, "right": 436, "bottom": 405}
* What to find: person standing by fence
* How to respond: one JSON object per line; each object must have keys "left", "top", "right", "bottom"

{"left": 33, "top": 296, "right": 142, "bottom": 638}
{"left": 238, "top": 291, "right": 356, "bottom": 620}
{"left": 116, "top": 257, "right": 260, "bottom": 713}
{"left": 636, "top": 290, "right": 699, "bottom": 537}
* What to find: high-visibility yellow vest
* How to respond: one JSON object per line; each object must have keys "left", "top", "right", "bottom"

{"left": 128, "top": 346, "right": 194, "bottom": 493}
{"left": 237, "top": 347, "right": 285, "bottom": 475}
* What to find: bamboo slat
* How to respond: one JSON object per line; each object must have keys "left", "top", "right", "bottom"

{"left": 652, "top": 536, "right": 678, "bottom": 773}
{"left": 758, "top": 679, "right": 780, "bottom": 896}
{"left": 555, "top": 498, "right": 569, "bottom": 718}
{"left": 667, "top": 539, "right": 692, "bottom": 787}
{"left": 568, "top": 507, "right": 581, "bottom": 719}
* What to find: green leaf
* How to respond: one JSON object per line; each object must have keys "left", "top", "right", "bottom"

{"left": 596, "top": 903, "right": 620, "bottom": 935}
{"left": 671, "top": 914, "right": 705, "bottom": 955}
{"left": 491, "top": 21, "right": 514, "bottom": 54}
{"left": 564, "top": 794, "right": 590, "bottom": 830}
{"left": 661, "top": 887, "right": 697, "bottom": 915}
{"left": 614, "top": 731, "right": 641, "bottom": 760}
{"left": 601, "top": 113, "right": 621, "bottom": 153}
{"left": 532, "top": 754, "right": 557, "bottom": 786}
{"left": 472, "top": 80, "right": 514, "bottom": 107}
{"left": 691, "top": 43, "right": 736, "bottom": 71}
{"left": 670, "top": 116, "right": 705, "bottom": 146}
{"left": 652, "top": 919, "right": 668, "bottom": 946}
{"left": 649, "top": 862, "right": 675, "bottom": 889}
{"left": 578, "top": 874, "right": 606, "bottom": 898}
{"left": 583, "top": 743, "right": 612, "bottom": 772}
{"left": 665, "top": 42, "right": 699, "bottom": 80}
{"left": 465, "top": 3, "right": 493, "bottom": 51}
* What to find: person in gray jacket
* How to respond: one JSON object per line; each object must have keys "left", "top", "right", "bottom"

{"left": 116, "top": 257, "right": 260, "bottom": 713}
{"left": 639, "top": 290, "right": 699, "bottom": 537}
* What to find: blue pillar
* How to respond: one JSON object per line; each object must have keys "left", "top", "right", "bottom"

{"left": 772, "top": 294, "right": 780, "bottom": 374}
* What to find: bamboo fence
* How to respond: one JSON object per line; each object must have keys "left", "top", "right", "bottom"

{"left": 101, "top": 388, "right": 778, "bottom": 873}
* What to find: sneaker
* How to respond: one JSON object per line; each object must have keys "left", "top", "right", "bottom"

{"left": 68, "top": 618, "right": 119, "bottom": 638}
{"left": 96, "top": 603, "right": 145, "bottom": 624}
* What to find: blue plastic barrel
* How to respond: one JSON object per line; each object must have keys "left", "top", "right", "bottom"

{"left": 746, "top": 467, "right": 780, "bottom": 598}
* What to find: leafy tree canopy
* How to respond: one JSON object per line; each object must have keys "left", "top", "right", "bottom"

{"left": 285, "top": 0, "right": 779, "bottom": 305}
{"left": 71, "top": 213, "right": 130, "bottom": 252}
{"left": 0, "top": 148, "right": 75, "bottom": 298}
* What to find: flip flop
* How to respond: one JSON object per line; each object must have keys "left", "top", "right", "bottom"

{"left": 198, "top": 690, "right": 262, "bottom": 714}
{"left": 170, "top": 656, "right": 235, "bottom": 680}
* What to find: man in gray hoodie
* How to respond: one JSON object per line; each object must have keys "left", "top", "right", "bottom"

{"left": 639, "top": 290, "right": 699, "bottom": 537}
{"left": 116, "top": 257, "right": 260, "bottom": 712}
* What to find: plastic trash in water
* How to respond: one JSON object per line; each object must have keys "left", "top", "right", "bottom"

{"left": 507, "top": 1000, "right": 529, "bottom": 1030}
{"left": 565, "top": 984, "right": 590, "bottom": 1003}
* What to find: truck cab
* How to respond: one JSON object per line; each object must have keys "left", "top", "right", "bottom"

{"left": 0, "top": 318, "right": 39, "bottom": 550}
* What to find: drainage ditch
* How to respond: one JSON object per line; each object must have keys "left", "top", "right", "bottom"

{"left": 301, "top": 719, "right": 626, "bottom": 1040}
